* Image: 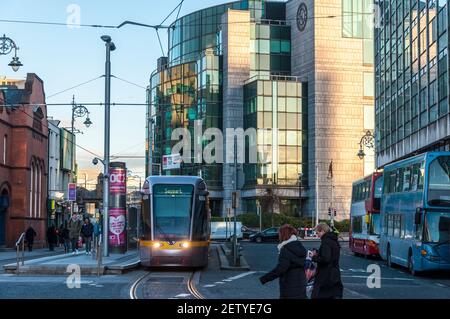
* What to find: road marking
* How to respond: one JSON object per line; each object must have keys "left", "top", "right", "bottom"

{"left": 341, "top": 275, "right": 414, "bottom": 281}
{"left": 344, "top": 287, "right": 373, "bottom": 299}
{"left": 225, "top": 271, "right": 257, "bottom": 281}
{"left": 203, "top": 284, "right": 216, "bottom": 288}
{"left": 175, "top": 293, "right": 191, "bottom": 298}
{"left": 214, "top": 282, "right": 226, "bottom": 285}
{"left": 436, "top": 283, "right": 447, "bottom": 288}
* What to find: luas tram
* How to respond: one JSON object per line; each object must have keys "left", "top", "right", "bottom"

{"left": 139, "top": 176, "right": 210, "bottom": 267}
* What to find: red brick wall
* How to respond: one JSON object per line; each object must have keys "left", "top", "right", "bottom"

{"left": 0, "top": 74, "right": 48, "bottom": 248}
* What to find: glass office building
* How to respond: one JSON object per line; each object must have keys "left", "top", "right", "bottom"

{"left": 375, "top": 0, "right": 450, "bottom": 167}
{"left": 147, "top": 0, "right": 307, "bottom": 216}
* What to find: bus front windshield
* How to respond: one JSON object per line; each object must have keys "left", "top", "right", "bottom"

{"left": 428, "top": 156, "right": 450, "bottom": 207}
{"left": 423, "top": 213, "right": 450, "bottom": 244}
{"left": 153, "top": 184, "right": 193, "bottom": 241}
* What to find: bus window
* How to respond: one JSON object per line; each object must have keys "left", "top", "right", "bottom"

{"left": 428, "top": 156, "right": 450, "bottom": 206}
{"left": 369, "top": 214, "right": 381, "bottom": 235}
{"left": 423, "top": 214, "right": 450, "bottom": 243}
{"left": 403, "top": 168, "right": 411, "bottom": 192}
{"left": 352, "top": 216, "right": 363, "bottom": 234}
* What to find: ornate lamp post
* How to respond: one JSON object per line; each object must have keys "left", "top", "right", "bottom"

{"left": 357, "top": 131, "right": 375, "bottom": 160}
{"left": 0, "top": 34, "right": 23, "bottom": 72}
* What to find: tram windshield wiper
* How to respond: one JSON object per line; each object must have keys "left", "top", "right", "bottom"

{"left": 155, "top": 224, "right": 174, "bottom": 245}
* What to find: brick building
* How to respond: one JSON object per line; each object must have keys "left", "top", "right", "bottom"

{"left": 0, "top": 73, "right": 48, "bottom": 248}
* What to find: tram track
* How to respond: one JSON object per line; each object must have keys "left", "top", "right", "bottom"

{"left": 130, "top": 270, "right": 205, "bottom": 299}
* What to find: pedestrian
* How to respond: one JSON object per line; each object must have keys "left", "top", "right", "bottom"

{"left": 61, "top": 223, "right": 70, "bottom": 253}
{"left": 311, "top": 223, "right": 344, "bottom": 299}
{"left": 259, "top": 224, "right": 307, "bottom": 299}
{"left": 68, "top": 212, "right": 82, "bottom": 254}
{"left": 25, "top": 226, "right": 37, "bottom": 252}
{"left": 58, "top": 224, "right": 64, "bottom": 247}
{"left": 46, "top": 224, "right": 57, "bottom": 251}
{"left": 81, "top": 218, "right": 94, "bottom": 255}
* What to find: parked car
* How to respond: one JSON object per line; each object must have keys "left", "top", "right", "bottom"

{"left": 210, "top": 221, "right": 243, "bottom": 241}
{"left": 249, "top": 227, "right": 280, "bottom": 243}
{"left": 298, "top": 227, "right": 318, "bottom": 239}
{"left": 242, "top": 226, "right": 258, "bottom": 239}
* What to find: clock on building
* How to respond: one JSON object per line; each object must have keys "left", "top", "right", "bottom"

{"left": 297, "top": 3, "right": 308, "bottom": 32}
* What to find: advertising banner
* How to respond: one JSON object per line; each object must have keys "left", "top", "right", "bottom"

{"left": 68, "top": 183, "right": 76, "bottom": 201}
{"left": 108, "top": 162, "right": 127, "bottom": 253}
{"left": 109, "top": 208, "right": 126, "bottom": 247}
{"left": 163, "top": 153, "right": 182, "bottom": 170}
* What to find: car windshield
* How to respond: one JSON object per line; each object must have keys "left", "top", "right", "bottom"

{"left": 152, "top": 184, "right": 193, "bottom": 241}
{"left": 369, "top": 214, "right": 381, "bottom": 236}
{"left": 423, "top": 213, "right": 450, "bottom": 244}
{"left": 428, "top": 156, "right": 450, "bottom": 207}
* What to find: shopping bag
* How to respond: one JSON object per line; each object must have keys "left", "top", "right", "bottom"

{"left": 77, "top": 236, "right": 83, "bottom": 249}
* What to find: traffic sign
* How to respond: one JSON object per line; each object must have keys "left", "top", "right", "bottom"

{"left": 68, "top": 183, "right": 76, "bottom": 201}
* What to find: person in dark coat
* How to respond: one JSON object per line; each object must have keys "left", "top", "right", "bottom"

{"left": 46, "top": 225, "right": 57, "bottom": 251}
{"left": 311, "top": 223, "right": 344, "bottom": 299}
{"left": 60, "top": 223, "right": 70, "bottom": 253}
{"left": 25, "top": 226, "right": 37, "bottom": 252}
{"left": 259, "top": 224, "right": 307, "bottom": 299}
{"left": 81, "top": 218, "right": 94, "bottom": 255}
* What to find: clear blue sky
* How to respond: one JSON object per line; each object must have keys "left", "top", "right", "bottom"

{"left": 0, "top": 0, "right": 227, "bottom": 179}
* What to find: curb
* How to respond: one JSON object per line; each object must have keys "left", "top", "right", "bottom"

{"left": 3, "top": 254, "right": 141, "bottom": 275}
{"left": 217, "top": 244, "right": 250, "bottom": 271}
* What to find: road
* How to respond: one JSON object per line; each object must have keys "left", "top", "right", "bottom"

{"left": 0, "top": 242, "right": 449, "bottom": 299}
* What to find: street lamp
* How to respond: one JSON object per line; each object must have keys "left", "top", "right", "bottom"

{"left": 101, "top": 35, "right": 116, "bottom": 257}
{"left": 71, "top": 95, "right": 92, "bottom": 136}
{"left": 357, "top": 131, "right": 375, "bottom": 160}
{"left": 0, "top": 34, "right": 23, "bottom": 72}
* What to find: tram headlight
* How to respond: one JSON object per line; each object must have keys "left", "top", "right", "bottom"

{"left": 153, "top": 242, "right": 162, "bottom": 249}
{"left": 181, "top": 242, "right": 190, "bottom": 249}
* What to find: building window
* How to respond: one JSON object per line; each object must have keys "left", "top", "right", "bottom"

{"left": 364, "top": 72, "right": 375, "bottom": 97}
{"left": 3, "top": 135, "right": 6, "bottom": 165}
{"left": 342, "top": 0, "right": 373, "bottom": 39}
{"left": 29, "top": 164, "right": 34, "bottom": 218}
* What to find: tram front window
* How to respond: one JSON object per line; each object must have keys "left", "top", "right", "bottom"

{"left": 153, "top": 184, "right": 193, "bottom": 241}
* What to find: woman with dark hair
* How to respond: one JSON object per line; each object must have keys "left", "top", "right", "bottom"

{"left": 311, "top": 223, "right": 344, "bottom": 299}
{"left": 259, "top": 224, "right": 307, "bottom": 299}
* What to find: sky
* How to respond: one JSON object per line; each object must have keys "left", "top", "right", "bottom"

{"left": 0, "top": 0, "right": 228, "bottom": 185}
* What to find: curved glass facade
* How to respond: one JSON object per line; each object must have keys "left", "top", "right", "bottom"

{"left": 147, "top": 0, "right": 308, "bottom": 216}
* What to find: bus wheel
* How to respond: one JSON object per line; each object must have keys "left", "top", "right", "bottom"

{"left": 387, "top": 246, "right": 393, "bottom": 268}
{"left": 408, "top": 253, "right": 418, "bottom": 276}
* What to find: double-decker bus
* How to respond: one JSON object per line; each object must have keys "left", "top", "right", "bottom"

{"left": 139, "top": 176, "right": 210, "bottom": 268}
{"left": 350, "top": 172, "right": 383, "bottom": 257}
{"left": 380, "top": 152, "right": 450, "bottom": 275}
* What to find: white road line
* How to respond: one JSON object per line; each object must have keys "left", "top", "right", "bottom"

{"left": 436, "top": 283, "right": 447, "bottom": 288}
{"left": 203, "top": 284, "right": 216, "bottom": 288}
{"left": 225, "top": 271, "right": 257, "bottom": 281}
{"left": 214, "top": 282, "right": 226, "bottom": 285}
{"left": 341, "top": 275, "right": 414, "bottom": 281}
{"left": 174, "top": 293, "right": 191, "bottom": 298}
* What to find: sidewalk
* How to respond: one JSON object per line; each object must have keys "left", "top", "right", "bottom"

{"left": 3, "top": 249, "right": 140, "bottom": 275}
{"left": 0, "top": 247, "right": 66, "bottom": 264}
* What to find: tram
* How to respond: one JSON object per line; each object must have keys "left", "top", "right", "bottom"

{"left": 139, "top": 176, "right": 210, "bottom": 267}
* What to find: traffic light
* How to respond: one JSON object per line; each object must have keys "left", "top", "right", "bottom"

{"left": 334, "top": 210, "right": 337, "bottom": 217}
{"left": 328, "top": 208, "right": 331, "bottom": 216}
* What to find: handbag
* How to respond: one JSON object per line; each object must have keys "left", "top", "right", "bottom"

{"left": 77, "top": 236, "right": 83, "bottom": 248}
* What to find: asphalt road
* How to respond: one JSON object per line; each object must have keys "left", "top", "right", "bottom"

{"left": 197, "top": 241, "right": 450, "bottom": 299}
{"left": 0, "top": 241, "right": 449, "bottom": 299}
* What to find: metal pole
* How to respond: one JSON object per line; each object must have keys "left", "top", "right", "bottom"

{"left": 315, "top": 163, "right": 319, "bottom": 227}
{"left": 233, "top": 142, "right": 238, "bottom": 266}
{"left": 149, "top": 119, "right": 153, "bottom": 176}
{"left": 298, "top": 173, "right": 302, "bottom": 218}
{"left": 102, "top": 36, "right": 114, "bottom": 257}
